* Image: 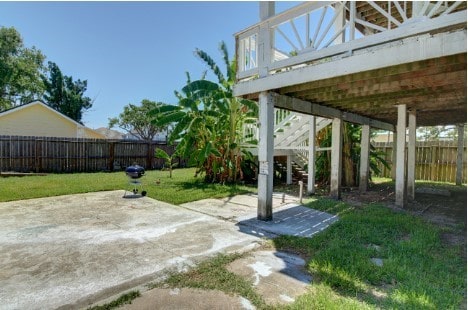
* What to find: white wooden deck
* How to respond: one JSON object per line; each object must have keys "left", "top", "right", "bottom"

{"left": 234, "top": 1, "right": 466, "bottom": 215}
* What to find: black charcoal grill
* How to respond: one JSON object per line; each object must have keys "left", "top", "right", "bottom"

{"left": 124, "top": 164, "right": 147, "bottom": 197}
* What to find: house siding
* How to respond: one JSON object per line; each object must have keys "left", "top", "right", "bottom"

{"left": 83, "top": 127, "right": 105, "bottom": 139}
{"left": 0, "top": 102, "right": 105, "bottom": 139}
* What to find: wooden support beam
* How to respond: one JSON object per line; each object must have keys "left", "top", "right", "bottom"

{"left": 395, "top": 104, "right": 407, "bottom": 207}
{"left": 272, "top": 92, "right": 394, "bottom": 131}
{"left": 280, "top": 54, "right": 466, "bottom": 95}
{"left": 257, "top": 91, "right": 274, "bottom": 221}
{"left": 286, "top": 155, "right": 292, "bottom": 185}
{"left": 359, "top": 124, "right": 370, "bottom": 192}
{"left": 234, "top": 27, "right": 466, "bottom": 96}
{"left": 258, "top": 2, "right": 274, "bottom": 78}
{"left": 259, "top": 1, "right": 275, "bottom": 20}
{"left": 330, "top": 118, "right": 342, "bottom": 199}
{"left": 391, "top": 130, "right": 397, "bottom": 180}
{"left": 407, "top": 110, "right": 417, "bottom": 200}
{"left": 456, "top": 124, "right": 465, "bottom": 185}
{"left": 294, "top": 73, "right": 466, "bottom": 106}
{"left": 307, "top": 115, "right": 316, "bottom": 194}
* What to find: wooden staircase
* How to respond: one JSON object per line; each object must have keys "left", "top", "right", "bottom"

{"left": 243, "top": 108, "right": 331, "bottom": 184}
{"left": 274, "top": 156, "right": 309, "bottom": 184}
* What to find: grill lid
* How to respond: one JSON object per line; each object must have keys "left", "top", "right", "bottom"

{"left": 125, "top": 165, "right": 145, "bottom": 179}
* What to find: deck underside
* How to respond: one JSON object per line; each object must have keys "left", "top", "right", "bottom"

{"left": 241, "top": 53, "right": 466, "bottom": 127}
{"left": 235, "top": 15, "right": 467, "bottom": 127}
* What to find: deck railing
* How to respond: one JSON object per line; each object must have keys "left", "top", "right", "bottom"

{"left": 242, "top": 108, "right": 294, "bottom": 147}
{"left": 236, "top": 1, "right": 466, "bottom": 81}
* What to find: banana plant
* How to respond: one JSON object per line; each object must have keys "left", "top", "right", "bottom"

{"left": 155, "top": 148, "right": 179, "bottom": 178}
{"left": 154, "top": 42, "right": 258, "bottom": 183}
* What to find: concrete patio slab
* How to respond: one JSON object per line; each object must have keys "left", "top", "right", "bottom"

{"left": 0, "top": 191, "right": 338, "bottom": 309}
{"left": 227, "top": 250, "right": 312, "bottom": 306}
{"left": 123, "top": 287, "right": 255, "bottom": 310}
{"left": 237, "top": 203, "right": 339, "bottom": 238}
{"left": 0, "top": 191, "right": 261, "bottom": 310}
{"left": 179, "top": 193, "right": 298, "bottom": 221}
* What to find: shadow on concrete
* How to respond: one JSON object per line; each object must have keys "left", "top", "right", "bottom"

{"left": 236, "top": 204, "right": 338, "bottom": 239}
{"left": 122, "top": 194, "right": 145, "bottom": 199}
{"left": 273, "top": 251, "right": 312, "bottom": 284}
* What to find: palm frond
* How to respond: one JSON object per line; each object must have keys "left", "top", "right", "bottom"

{"left": 200, "top": 70, "right": 207, "bottom": 80}
{"left": 239, "top": 98, "right": 258, "bottom": 114}
{"left": 182, "top": 80, "right": 220, "bottom": 95}
{"left": 156, "top": 111, "right": 186, "bottom": 126}
{"left": 219, "top": 41, "right": 233, "bottom": 83}
{"left": 178, "top": 98, "right": 197, "bottom": 111}
{"left": 174, "top": 90, "right": 183, "bottom": 101}
{"left": 194, "top": 48, "right": 226, "bottom": 85}
{"left": 154, "top": 104, "right": 180, "bottom": 114}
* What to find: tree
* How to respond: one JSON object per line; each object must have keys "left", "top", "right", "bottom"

{"left": 417, "top": 126, "right": 458, "bottom": 141}
{"left": 109, "top": 99, "right": 169, "bottom": 142}
{"left": 42, "top": 61, "right": 92, "bottom": 123}
{"left": 156, "top": 42, "right": 258, "bottom": 183}
{"left": 0, "top": 27, "right": 45, "bottom": 110}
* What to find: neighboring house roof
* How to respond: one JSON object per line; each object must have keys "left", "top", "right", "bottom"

{"left": 94, "top": 127, "right": 125, "bottom": 139}
{"left": 371, "top": 132, "right": 394, "bottom": 143}
{"left": 0, "top": 100, "right": 105, "bottom": 139}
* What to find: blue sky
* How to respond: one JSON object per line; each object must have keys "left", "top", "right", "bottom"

{"left": 0, "top": 1, "right": 298, "bottom": 129}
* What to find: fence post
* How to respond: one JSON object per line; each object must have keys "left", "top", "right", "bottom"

{"left": 456, "top": 124, "right": 465, "bottom": 185}
{"left": 109, "top": 142, "right": 115, "bottom": 171}
{"left": 35, "top": 138, "right": 41, "bottom": 173}
{"left": 146, "top": 142, "right": 153, "bottom": 169}
{"left": 430, "top": 144, "right": 437, "bottom": 181}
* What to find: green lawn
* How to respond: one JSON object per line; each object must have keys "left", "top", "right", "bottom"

{"left": 157, "top": 197, "right": 465, "bottom": 309}
{"left": 1, "top": 171, "right": 465, "bottom": 309}
{"left": 273, "top": 198, "right": 466, "bottom": 309}
{"left": 0, "top": 168, "right": 256, "bottom": 204}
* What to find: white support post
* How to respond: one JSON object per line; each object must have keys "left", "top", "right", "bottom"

{"left": 349, "top": 1, "right": 356, "bottom": 41}
{"left": 307, "top": 115, "right": 316, "bottom": 194}
{"left": 391, "top": 130, "right": 397, "bottom": 180}
{"left": 395, "top": 104, "right": 407, "bottom": 207}
{"left": 330, "top": 118, "right": 342, "bottom": 199}
{"left": 333, "top": 2, "right": 346, "bottom": 44}
{"left": 412, "top": 1, "right": 424, "bottom": 18}
{"left": 359, "top": 124, "right": 370, "bottom": 192}
{"left": 260, "top": 1, "right": 275, "bottom": 20}
{"left": 258, "top": 91, "right": 275, "bottom": 221}
{"left": 258, "top": 2, "right": 274, "bottom": 77}
{"left": 286, "top": 155, "right": 292, "bottom": 185}
{"left": 407, "top": 110, "right": 417, "bottom": 200}
{"left": 456, "top": 124, "right": 465, "bottom": 185}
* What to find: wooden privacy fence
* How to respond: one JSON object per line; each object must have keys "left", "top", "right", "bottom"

{"left": 373, "top": 141, "right": 467, "bottom": 184}
{"left": 0, "top": 136, "right": 185, "bottom": 173}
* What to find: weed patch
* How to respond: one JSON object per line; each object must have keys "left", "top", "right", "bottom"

{"left": 87, "top": 290, "right": 140, "bottom": 310}
{"left": 152, "top": 253, "right": 267, "bottom": 309}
